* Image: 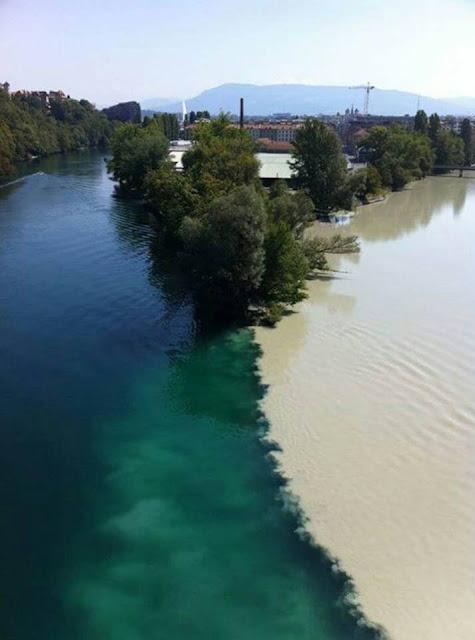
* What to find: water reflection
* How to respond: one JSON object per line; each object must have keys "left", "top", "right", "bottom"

{"left": 350, "top": 177, "right": 472, "bottom": 241}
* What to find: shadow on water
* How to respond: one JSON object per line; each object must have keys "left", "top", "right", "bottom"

{"left": 1, "top": 151, "right": 386, "bottom": 639}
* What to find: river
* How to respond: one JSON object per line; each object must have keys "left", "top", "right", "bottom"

{"left": 0, "top": 152, "right": 383, "bottom": 640}
{"left": 256, "top": 176, "right": 475, "bottom": 640}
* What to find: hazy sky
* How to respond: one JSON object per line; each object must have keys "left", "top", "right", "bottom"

{"left": 1, "top": 0, "right": 474, "bottom": 106}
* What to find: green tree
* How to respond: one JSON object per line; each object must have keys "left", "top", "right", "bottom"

{"left": 143, "top": 163, "right": 198, "bottom": 236}
{"left": 182, "top": 114, "right": 260, "bottom": 203}
{"left": 102, "top": 101, "right": 141, "bottom": 123}
{"left": 180, "top": 185, "right": 266, "bottom": 315}
{"left": 259, "top": 222, "right": 309, "bottom": 312}
{"left": 269, "top": 191, "right": 314, "bottom": 238}
{"left": 361, "top": 125, "right": 434, "bottom": 190}
{"left": 460, "top": 118, "right": 472, "bottom": 165}
{"left": 335, "top": 168, "right": 368, "bottom": 209}
{"left": 269, "top": 178, "right": 288, "bottom": 199}
{"left": 0, "top": 88, "right": 111, "bottom": 182}
{"left": 146, "top": 113, "right": 179, "bottom": 140}
{"left": 290, "top": 119, "right": 347, "bottom": 212}
{"left": 301, "top": 235, "right": 360, "bottom": 271}
{"left": 434, "top": 130, "right": 464, "bottom": 166}
{"left": 107, "top": 123, "right": 168, "bottom": 192}
{"left": 428, "top": 113, "right": 441, "bottom": 144}
{"left": 0, "top": 118, "right": 16, "bottom": 181}
{"left": 414, "top": 110, "right": 428, "bottom": 134}
{"left": 364, "top": 166, "right": 383, "bottom": 195}
{"left": 345, "top": 166, "right": 383, "bottom": 202}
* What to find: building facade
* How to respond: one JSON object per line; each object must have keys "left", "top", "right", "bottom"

{"left": 244, "top": 123, "right": 301, "bottom": 143}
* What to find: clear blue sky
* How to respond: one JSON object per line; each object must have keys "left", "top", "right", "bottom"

{"left": 1, "top": 0, "right": 474, "bottom": 106}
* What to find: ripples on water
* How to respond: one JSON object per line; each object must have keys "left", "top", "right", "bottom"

{"left": 0, "top": 152, "right": 383, "bottom": 640}
{"left": 256, "top": 177, "right": 475, "bottom": 640}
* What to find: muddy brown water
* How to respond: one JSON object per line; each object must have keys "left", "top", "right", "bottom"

{"left": 256, "top": 177, "right": 475, "bottom": 640}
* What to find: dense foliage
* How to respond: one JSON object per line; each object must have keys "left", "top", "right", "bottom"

{"left": 365, "top": 110, "right": 475, "bottom": 190}
{"left": 182, "top": 116, "right": 260, "bottom": 204}
{"left": 142, "top": 113, "right": 179, "bottom": 139}
{"left": 433, "top": 130, "right": 465, "bottom": 166}
{"left": 360, "top": 125, "right": 435, "bottom": 190}
{"left": 291, "top": 119, "right": 348, "bottom": 212}
{"left": 428, "top": 113, "right": 441, "bottom": 143}
{"left": 460, "top": 118, "right": 472, "bottom": 165}
{"left": 414, "top": 110, "right": 428, "bottom": 134}
{"left": 108, "top": 114, "right": 359, "bottom": 322}
{"left": 189, "top": 110, "right": 211, "bottom": 124}
{"left": 360, "top": 111, "right": 471, "bottom": 190}
{"left": 0, "top": 88, "right": 112, "bottom": 182}
{"left": 423, "top": 111, "right": 465, "bottom": 167}
{"left": 144, "top": 162, "right": 198, "bottom": 235}
{"left": 289, "top": 119, "right": 387, "bottom": 210}
{"left": 107, "top": 121, "right": 169, "bottom": 191}
{"left": 180, "top": 186, "right": 267, "bottom": 314}
{"left": 102, "top": 101, "right": 141, "bottom": 124}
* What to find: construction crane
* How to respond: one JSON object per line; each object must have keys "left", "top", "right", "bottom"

{"left": 348, "top": 83, "right": 375, "bottom": 115}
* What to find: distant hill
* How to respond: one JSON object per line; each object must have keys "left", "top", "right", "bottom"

{"left": 141, "top": 84, "right": 475, "bottom": 117}
{"left": 444, "top": 97, "right": 475, "bottom": 113}
{"left": 141, "top": 96, "right": 180, "bottom": 110}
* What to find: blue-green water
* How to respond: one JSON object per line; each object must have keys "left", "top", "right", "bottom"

{"left": 0, "top": 152, "right": 382, "bottom": 639}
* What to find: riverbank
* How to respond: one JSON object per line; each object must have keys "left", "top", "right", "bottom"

{"left": 255, "top": 176, "right": 475, "bottom": 640}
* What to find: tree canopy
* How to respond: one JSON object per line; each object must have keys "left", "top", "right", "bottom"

{"left": 0, "top": 87, "right": 112, "bottom": 182}
{"left": 460, "top": 118, "right": 472, "bottom": 165}
{"left": 428, "top": 113, "right": 441, "bottom": 144}
{"left": 180, "top": 185, "right": 267, "bottom": 315}
{"left": 360, "top": 125, "right": 435, "bottom": 190}
{"left": 290, "top": 119, "right": 347, "bottom": 212}
{"left": 107, "top": 121, "right": 169, "bottom": 192}
{"left": 259, "top": 221, "right": 309, "bottom": 310}
{"left": 102, "top": 101, "right": 141, "bottom": 124}
{"left": 434, "top": 130, "right": 464, "bottom": 166}
{"left": 107, "top": 113, "right": 361, "bottom": 323}
{"left": 414, "top": 110, "right": 428, "bottom": 134}
{"left": 144, "top": 162, "right": 198, "bottom": 236}
{"left": 269, "top": 190, "right": 314, "bottom": 239}
{"left": 149, "top": 113, "right": 179, "bottom": 140}
{"left": 182, "top": 114, "right": 260, "bottom": 203}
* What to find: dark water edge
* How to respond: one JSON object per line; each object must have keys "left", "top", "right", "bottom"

{"left": 0, "top": 151, "right": 385, "bottom": 639}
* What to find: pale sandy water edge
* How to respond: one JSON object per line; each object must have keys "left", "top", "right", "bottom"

{"left": 255, "top": 177, "right": 475, "bottom": 640}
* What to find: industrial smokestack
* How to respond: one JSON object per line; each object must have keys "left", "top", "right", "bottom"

{"left": 240, "top": 98, "right": 244, "bottom": 129}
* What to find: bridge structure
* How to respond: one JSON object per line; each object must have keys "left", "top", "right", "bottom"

{"left": 433, "top": 165, "right": 475, "bottom": 177}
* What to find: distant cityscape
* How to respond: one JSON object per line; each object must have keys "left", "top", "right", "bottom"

{"left": 181, "top": 108, "right": 474, "bottom": 158}
{"left": 4, "top": 80, "right": 474, "bottom": 160}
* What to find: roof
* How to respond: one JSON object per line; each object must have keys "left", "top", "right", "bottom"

{"left": 244, "top": 123, "right": 301, "bottom": 130}
{"left": 257, "top": 139, "right": 294, "bottom": 152}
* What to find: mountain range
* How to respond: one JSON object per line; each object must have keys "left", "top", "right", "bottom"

{"left": 141, "top": 84, "right": 475, "bottom": 117}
